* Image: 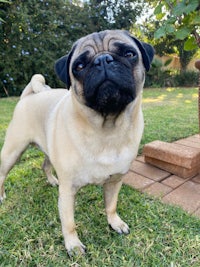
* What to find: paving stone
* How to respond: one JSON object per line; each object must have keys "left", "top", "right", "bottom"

{"left": 143, "top": 140, "right": 200, "bottom": 178}
{"left": 130, "top": 160, "right": 170, "bottom": 181}
{"left": 136, "top": 156, "right": 145, "bottom": 163}
{"left": 123, "top": 171, "right": 154, "bottom": 190}
{"left": 192, "top": 134, "right": 200, "bottom": 139}
{"left": 193, "top": 208, "right": 200, "bottom": 218}
{"left": 192, "top": 174, "right": 200, "bottom": 183}
{"left": 162, "top": 181, "right": 200, "bottom": 213}
{"left": 142, "top": 182, "right": 172, "bottom": 198}
{"left": 175, "top": 139, "right": 200, "bottom": 149}
{"left": 162, "top": 175, "right": 188, "bottom": 189}
{"left": 185, "top": 135, "right": 200, "bottom": 143}
{"left": 186, "top": 137, "right": 200, "bottom": 143}
{"left": 123, "top": 135, "right": 200, "bottom": 217}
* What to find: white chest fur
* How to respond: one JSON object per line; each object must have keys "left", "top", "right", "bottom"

{"left": 49, "top": 93, "right": 144, "bottom": 189}
{"left": 73, "top": 145, "right": 135, "bottom": 188}
{"left": 70, "top": 116, "right": 142, "bottom": 188}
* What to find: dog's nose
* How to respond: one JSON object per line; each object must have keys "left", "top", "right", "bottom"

{"left": 94, "top": 54, "right": 114, "bottom": 67}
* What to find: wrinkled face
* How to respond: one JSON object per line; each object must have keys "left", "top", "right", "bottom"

{"left": 55, "top": 30, "right": 154, "bottom": 116}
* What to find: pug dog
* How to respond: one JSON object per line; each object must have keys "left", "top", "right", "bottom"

{"left": 0, "top": 30, "right": 154, "bottom": 255}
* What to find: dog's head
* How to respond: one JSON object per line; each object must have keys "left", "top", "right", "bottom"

{"left": 55, "top": 30, "right": 154, "bottom": 116}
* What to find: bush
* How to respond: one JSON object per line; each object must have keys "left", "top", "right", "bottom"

{"left": 145, "top": 57, "right": 173, "bottom": 87}
{"left": 173, "top": 71, "right": 199, "bottom": 87}
{"left": 145, "top": 58, "right": 199, "bottom": 88}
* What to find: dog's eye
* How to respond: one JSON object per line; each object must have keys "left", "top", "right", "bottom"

{"left": 124, "top": 51, "right": 137, "bottom": 58}
{"left": 76, "top": 63, "right": 85, "bottom": 71}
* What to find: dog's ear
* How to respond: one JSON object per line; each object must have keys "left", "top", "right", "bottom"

{"left": 128, "top": 34, "right": 155, "bottom": 72}
{"left": 54, "top": 46, "right": 76, "bottom": 89}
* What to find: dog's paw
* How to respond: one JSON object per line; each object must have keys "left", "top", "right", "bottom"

{"left": 108, "top": 214, "right": 130, "bottom": 235}
{"left": 65, "top": 236, "right": 86, "bottom": 257}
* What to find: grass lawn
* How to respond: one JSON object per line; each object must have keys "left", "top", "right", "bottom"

{"left": 0, "top": 88, "right": 200, "bottom": 266}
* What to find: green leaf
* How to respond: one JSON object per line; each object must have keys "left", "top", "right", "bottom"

{"left": 0, "top": 0, "right": 11, "bottom": 3}
{"left": 164, "top": 58, "right": 172, "bottom": 67}
{"left": 173, "top": 0, "right": 199, "bottom": 16}
{"left": 184, "top": 0, "right": 199, "bottom": 14}
{"left": 154, "top": 27, "right": 166, "bottom": 39}
{"left": 182, "top": 13, "right": 193, "bottom": 25}
{"left": 192, "top": 14, "right": 200, "bottom": 24}
{"left": 174, "top": 28, "right": 191, "bottom": 40}
{"left": 154, "top": 3, "right": 162, "bottom": 15}
{"left": 173, "top": 2, "right": 186, "bottom": 16}
{"left": 0, "top": 18, "right": 5, "bottom": 22}
{"left": 166, "top": 24, "right": 175, "bottom": 34}
{"left": 155, "top": 13, "right": 165, "bottom": 20}
{"left": 184, "top": 36, "right": 198, "bottom": 51}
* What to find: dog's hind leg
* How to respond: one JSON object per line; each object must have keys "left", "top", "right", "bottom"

{"left": 0, "top": 124, "right": 29, "bottom": 202}
{"left": 42, "top": 156, "right": 58, "bottom": 186}
{"left": 0, "top": 142, "right": 28, "bottom": 202}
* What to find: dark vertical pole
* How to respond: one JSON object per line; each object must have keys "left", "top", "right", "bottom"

{"left": 195, "top": 60, "right": 200, "bottom": 133}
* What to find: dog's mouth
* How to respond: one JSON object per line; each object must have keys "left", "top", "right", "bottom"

{"left": 84, "top": 79, "right": 135, "bottom": 116}
{"left": 72, "top": 51, "right": 137, "bottom": 116}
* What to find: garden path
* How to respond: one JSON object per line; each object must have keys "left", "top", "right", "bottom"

{"left": 123, "top": 134, "right": 200, "bottom": 218}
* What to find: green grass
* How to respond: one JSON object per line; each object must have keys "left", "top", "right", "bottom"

{"left": 0, "top": 88, "right": 200, "bottom": 267}
{"left": 140, "top": 87, "right": 199, "bottom": 151}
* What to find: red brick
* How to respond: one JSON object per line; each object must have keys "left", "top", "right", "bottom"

{"left": 143, "top": 140, "right": 200, "bottom": 168}
{"left": 130, "top": 160, "right": 170, "bottom": 181}
{"left": 123, "top": 171, "right": 154, "bottom": 190}
{"left": 145, "top": 156, "right": 198, "bottom": 179}
{"left": 142, "top": 182, "right": 172, "bottom": 198}
{"left": 162, "top": 175, "right": 188, "bottom": 189}
{"left": 143, "top": 141, "right": 200, "bottom": 178}
{"left": 162, "top": 181, "right": 200, "bottom": 213}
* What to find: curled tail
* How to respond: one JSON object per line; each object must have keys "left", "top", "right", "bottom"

{"left": 20, "top": 74, "right": 51, "bottom": 99}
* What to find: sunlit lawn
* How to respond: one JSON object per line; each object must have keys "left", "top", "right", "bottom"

{"left": 140, "top": 87, "right": 199, "bottom": 152}
{"left": 0, "top": 87, "right": 200, "bottom": 267}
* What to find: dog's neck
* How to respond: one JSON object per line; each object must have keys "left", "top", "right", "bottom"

{"left": 71, "top": 91, "right": 143, "bottom": 130}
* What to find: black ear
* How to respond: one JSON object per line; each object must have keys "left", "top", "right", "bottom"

{"left": 129, "top": 35, "right": 155, "bottom": 71}
{"left": 54, "top": 47, "right": 75, "bottom": 89}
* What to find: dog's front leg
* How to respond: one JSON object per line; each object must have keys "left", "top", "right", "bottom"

{"left": 103, "top": 175, "right": 130, "bottom": 234}
{"left": 58, "top": 182, "right": 86, "bottom": 256}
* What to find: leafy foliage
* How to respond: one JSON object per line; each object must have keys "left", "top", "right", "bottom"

{"left": 152, "top": 0, "right": 200, "bottom": 50}
{"left": 1, "top": 0, "right": 198, "bottom": 97}
{"left": 0, "top": 0, "right": 87, "bottom": 96}
{"left": 0, "top": 0, "right": 143, "bottom": 97}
